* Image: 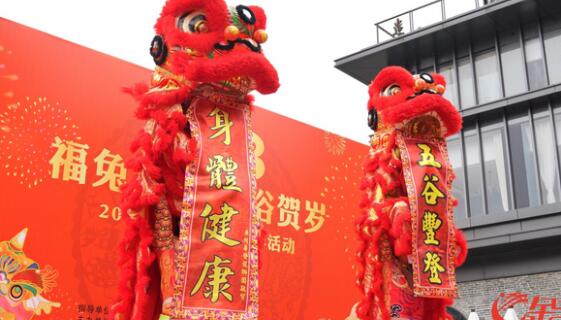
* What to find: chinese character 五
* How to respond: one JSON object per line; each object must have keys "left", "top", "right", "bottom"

{"left": 417, "top": 143, "right": 442, "bottom": 168}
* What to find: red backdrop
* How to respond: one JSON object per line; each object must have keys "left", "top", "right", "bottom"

{"left": 0, "top": 19, "right": 366, "bottom": 319}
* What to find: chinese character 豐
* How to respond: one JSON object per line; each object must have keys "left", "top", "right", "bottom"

{"left": 282, "top": 237, "right": 295, "bottom": 255}
{"left": 200, "top": 202, "right": 240, "bottom": 247}
{"left": 190, "top": 255, "right": 235, "bottom": 303}
{"left": 209, "top": 107, "right": 233, "bottom": 145}
{"left": 206, "top": 155, "right": 242, "bottom": 192}
{"left": 49, "top": 136, "right": 89, "bottom": 184}
{"left": 92, "top": 148, "right": 127, "bottom": 192}
{"left": 422, "top": 210, "right": 442, "bottom": 245}
{"left": 277, "top": 194, "right": 301, "bottom": 230}
{"left": 256, "top": 189, "right": 274, "bottom": 224}
{"left": 304, "top": 200, "right": 326, "bottom": 233}
{"left": 267, "top": 234, "right": 281, "bottom": 252}
{"left": 421, "top": 174, "right": 445, "bottom": 205}
{"left": 417, "top": 143, "right": 442, "bottom": 168}
{"left": 423, "top": 252, "right": 445, "bottom": 284}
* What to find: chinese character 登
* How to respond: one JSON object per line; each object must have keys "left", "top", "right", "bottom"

{"left": 421, "top": 174, "right": 445, "bottom": 205}
{"left": 277, "top": 194, "right": 301, "bottom": 230}
{"left": 423, "top": 252, "right": 445, "bottom": 284}
{"left": 92, "top": 148, "right": 127, "bottom": 192}
{"left": 417, "top": 143, "right": 442, "bottom": 168}
{"left": 304, "top": 200, "right": 326, "bottom": 233}
{"left": 256, "top": 189, "right": 274, "bottom": 224}
{"left": 191, "top": 255, "right": 235, "bottom": 303}
{"left": 209, "top": 107, "right": 233, "bottom": 145}
{"left": 49, "top": 136, "right": 89, "bottom": 184}
{"left": 206, "top": 155, "right": 242, "bottom": 192}
{"left": 200, "top": 202, "right": 240, "bottom": 247}
{"left": 422, "top": 210, "right": 442, "bottom": 246}
{"left": 267, "top": 234, "right": 281, "bottom": 252}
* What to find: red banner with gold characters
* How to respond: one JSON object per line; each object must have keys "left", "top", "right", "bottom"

{"left": 396, "top": 132, "right": 457, "bottom": 299}
{"left": 0, "top": 19, "right": 366, "bottom": 320}
{"left": 174, "top": 86, "right": 258, "bottom": 318}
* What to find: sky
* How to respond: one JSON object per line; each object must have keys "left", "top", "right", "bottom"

{"left": 1, "top": 0, "right": 478, "bottom": 143}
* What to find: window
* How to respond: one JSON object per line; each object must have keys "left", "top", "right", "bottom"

{"left": 507, "top": 110, "right": 540, "bottom": 208}
{"left": 475, "top": 50, "right": 501, "bottom": 104}
{"left": 458, "top": 57, "right": 476, "bottom": 108}
{"left": 481, "top": 118, "right": 511, "bottom": 213}
{"left": 448, "top": 135, "right": 467, "bottom": 219}
{"left": 500, "top": 29, "right": 527, "bottom": 96}
{"left": 524, "top": 23, "right": 547, "bottom": 90}
{"left": 438, "top": 63, "right": 459, "bottom": 107}
{"left": 543, "top": 17, "right": 561, "bottom": 84}
{"left": 464, "top": 124, "right": 484, "bottom": 216}
{"left": 533, "top": 105, "right": 561, "bottom": 204}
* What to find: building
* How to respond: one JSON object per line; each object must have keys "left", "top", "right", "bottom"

{"left": 336, "top": 0, "right": 561, "bottom": 317}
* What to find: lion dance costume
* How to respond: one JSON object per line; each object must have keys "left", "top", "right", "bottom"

{"left": 111, "top": 0, "right": 278, "bottom": 319}
{"left": 355, "top": 67, "right": 468, "bottom": 320}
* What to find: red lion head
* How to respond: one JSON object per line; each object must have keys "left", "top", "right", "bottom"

{"left": 150, "top": 0, "right": 279, "bottom": 94}
{"left": 367, "top": 66, "right": 461, "bottom": 137}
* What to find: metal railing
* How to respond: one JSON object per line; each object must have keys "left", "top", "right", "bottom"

{"left": 375, "top": 0, "right": 500, "bottom": 44}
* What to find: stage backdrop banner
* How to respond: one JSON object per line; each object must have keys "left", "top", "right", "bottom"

{"left": 0, "top": 19, "right": 366, "bottom": 320}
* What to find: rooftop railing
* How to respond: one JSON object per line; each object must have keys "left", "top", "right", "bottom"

{"left": 375, "top": 0, "right": 500, "bottom": 44}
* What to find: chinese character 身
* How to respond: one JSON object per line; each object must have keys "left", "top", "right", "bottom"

{"left": 49, "top": 136, "right": 89, "bottom": 184}
{"left": 256, "top": 189, "right": 274, "bottom": 224}
{"left": 417, "top": 143, "right": 442, "bottom": 168}
{"left": 92, "top": 148, "right": 127, "bottom": 192}
{"left": 277, "top": 194, "right": 300, "bottom": 230}
{"left": 209, "top": 107, "right": 233, "bottom": 145}
{"left": 304, "top": 200, "right": 326, "bottom": 233}
{"left": 190, "top": 255, "right": 235, "bottom": 303}
{"left": 200, "top": 202, "right": 240, "bottom": 247}
{"left": 422, "top": 211, "right": 442, "bottom": 245}
{"left": 421, "top": 174, "right": 445, "bottom": 205}
{"left": 423, "top": 252, "right": 445, "bottom": 284}
{"left": 206, "top": 155, "right": 242, "bottom": 192}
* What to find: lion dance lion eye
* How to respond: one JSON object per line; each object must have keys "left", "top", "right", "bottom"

{"left": 9, "top": 284, "right": 23, "bottom": 301}
{"left": 381, "top": 84, "right": 401, "bottom": 97}
{"left": 177, "top": 11, "right": 209, "bottom": 33}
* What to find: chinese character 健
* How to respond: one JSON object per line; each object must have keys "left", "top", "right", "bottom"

{"left": 200, "top": 202, "right": 240, "bottom": 247}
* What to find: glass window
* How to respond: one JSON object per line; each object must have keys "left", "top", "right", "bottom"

{"left": 507, "top": 109, "right": 540, "bottom": 208}
{"left": 543, "top": 17, "right": 561, "bottom": 84}
{"left": 447, "top": 135, "right": 467, "bottom": 219}
{"left": 481, "top": 118, "right": 511, "bottom": 213}
{"left": 475, "top": 50, "right": 501, "bottom": 104}
{"left": 524, "top": 23, "right": 547, "bottom": 90}
{"left": 500, "top": 29, "right": 527, "bottom": 96}
{"left": 458, "top": 57, "right": 476, "bottom": 108}
{"left": 438, "top": 63, "right": 459, "bottom": 107}
{"left": 464, "top": 124, "right": 484, "bottom": 216}
{"left": 533, "top": 105, "right": 561, "bottom": 204}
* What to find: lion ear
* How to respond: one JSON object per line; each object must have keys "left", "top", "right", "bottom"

{"left": 10, "top": 227, "right": 28, "bottom": 251}
{"left": 248, "top": 6, "right": 267, "bottom": 30}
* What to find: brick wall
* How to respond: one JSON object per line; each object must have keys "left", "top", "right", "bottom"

{"left": 452, "top": 271, "right": 561, "bottom": 319}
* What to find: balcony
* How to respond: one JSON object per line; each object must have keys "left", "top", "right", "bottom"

{"left": 375, "top": 0, "right": 502, "bottom": 44}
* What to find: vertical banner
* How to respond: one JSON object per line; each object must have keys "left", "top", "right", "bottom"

{"left": 396, "top": 133, "right": 458, "bottom": 298}
{"left": 175, "top": 88, "right": 258, "bottom": 318}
